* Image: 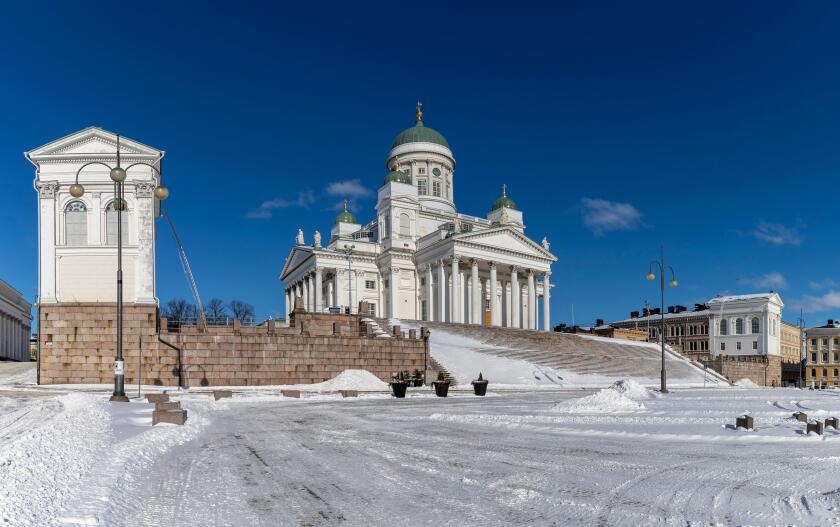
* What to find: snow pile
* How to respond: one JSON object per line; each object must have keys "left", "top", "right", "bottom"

{"left": 610, "top": 379, "right": 659, "bottom": 400}
{"left": 308, "top": 369, "right": 389, "bottom": 392}
{"left": 735, "top": 378, "right": 760, "bottom": 388}
{"left": 552, "top": 388, "right": 646, "bottom": 413}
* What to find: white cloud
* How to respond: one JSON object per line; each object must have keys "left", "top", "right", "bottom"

{"left": 580, "top": 198, "right": 644, "bottom": 236}
{"left": 809, "top": 279, "right": 837, "bottom": 291}
{"left": 246, "top": 190, "right": 315, "bottom": 220}
{"left": 326, "top": 179, "right": 372, "bottom": 199}
{"left": 740, "top": 271, "right": 787, "bottom": 290}
{"left": 790, "top": 290, "right": 840, "bottom": 313}
{"left": 753, "top": 220, "right": 801, "bottom": 246}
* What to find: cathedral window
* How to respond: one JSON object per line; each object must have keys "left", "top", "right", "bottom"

{"left": 105, "top": 200, "right": 129, "bottom": 245}
{"left": 365, "top": 280, "right": 376, "bottom": 290}
{"left": 418, "top": 179, "right": 428, "bottom": 195}
{"left": 399, "top": 213, "right": 411, "bottom": 237}
{"left": 432, "top": 181, "right": 441, "bottom": 197}
{"left": 418, "top": 167, "right": 426, "bottom": 175}
{"left": 65, "top": 201, "right": 87, "bottom": 245}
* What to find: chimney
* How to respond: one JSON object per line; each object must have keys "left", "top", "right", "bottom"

{"left": 694, "top": 303, "right": 706, "bottom": 312}
{"left": 675, "top": 305, "right": 687, "bottom": 313}
{"left": 630, "top": 311, "right": 639, "bottom": 319}
{"left": 651, "top": 308, "right": 661, "bottom": 315}
{"left": 667, "top": 306, "right": 675, "bottom": 314}
{"left": 829, "top": 319, "right": 835, "bottom": 326}
{"left": 643, "top": 307, "right": 650, "bottom": 317}
{"left": 596, "top": 319, "right": 604, "bottom": 327}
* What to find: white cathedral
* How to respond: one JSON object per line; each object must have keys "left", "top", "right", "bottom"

{"left": 280, "top": 103, "right": 556, "bottom": 330}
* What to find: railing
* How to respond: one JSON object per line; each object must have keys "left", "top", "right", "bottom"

{"left": 165, "top": 316, "right": 259, "bottom": 331}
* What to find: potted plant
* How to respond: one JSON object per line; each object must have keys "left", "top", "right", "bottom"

{"left": 472, "top": 372, "right": 488, "bottom": 396}
{"left": 390, "top": 372, "right": 408, "bottom": 398}
{"left": 412, "top": 369, "right": 424, "bottom": 387}
{"left": 433, "top": 371, "right": 450, "bottom": 397}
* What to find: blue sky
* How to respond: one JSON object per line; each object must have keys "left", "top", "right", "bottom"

{"left": 1, "top": 1, "right": 839, "bottom": 327}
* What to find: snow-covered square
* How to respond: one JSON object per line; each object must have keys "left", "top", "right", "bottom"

{"left": 2, "top": 362, "right": 840, "bottom": 526}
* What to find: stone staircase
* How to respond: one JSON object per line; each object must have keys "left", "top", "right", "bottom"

{"left": 415, "top": 321, "right": 721, "bottom": 383}
{"left": 428, "top": 356, "right": 457, "bottom": 386}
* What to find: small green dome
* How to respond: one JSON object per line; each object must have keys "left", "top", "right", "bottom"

{"left": 335, "top": 202, "right": 357, "bottom": 224}
{"left": 390, "top": 100, "right": 450, "bottom": 150}
{"left": 383, "top": 167, "right": 411, "bottom": 185}
{"left": 491, "top": 184, "right": 517, "bottom": 211}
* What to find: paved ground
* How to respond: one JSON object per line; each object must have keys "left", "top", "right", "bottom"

{"left": 52, "top": 388, "right": 840, "bottom": 527}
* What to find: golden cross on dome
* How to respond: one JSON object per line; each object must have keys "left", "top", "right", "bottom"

{"left": 343, "top": 200, "right": 349, "bottom": 212}
{"left": 502, "top": 183, "right": 507, "bottom": 197}
{"left": 416, "top": 99, "right": 423, "bottom": 122}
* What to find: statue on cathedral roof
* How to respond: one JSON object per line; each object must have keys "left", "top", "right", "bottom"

{"left": 296, "top": 228, "right": 305, "bottom": 246}
{"left": 541, "top": 237, "right": 550, "bottom": 251}
{"left": 313, "top": 230, "right": 322, "bottom": 248}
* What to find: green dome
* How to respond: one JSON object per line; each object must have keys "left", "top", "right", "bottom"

{"left": 390, "top": 101, "right": 450, "bottom": 149}
{"left": 335, "top": 202, "right": 357, "bottom": 224}
{"left": 383, "top": 168, "right": 411, "bottom": 185}
{"left": 491, "top": 184, "right": 517, "bottom": 211}
{"left": 391, "top": 122, "right": 450, "bottom": 149}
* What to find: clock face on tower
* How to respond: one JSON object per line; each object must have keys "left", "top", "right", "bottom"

{"left": 432, "top": 167, "right": 441, "bottom": 177}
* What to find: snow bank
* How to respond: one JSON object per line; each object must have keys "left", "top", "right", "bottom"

{"left": 308, "top": 369, "right": 389, "bottom": 392}
{"left": 610, "top": 379, "right": 660, "bottom": 400}
{"left": 735, "top": 378, "right": 760, "bottom": 388}
{"left": 552, "top": 388, "right": 645, "bottom": 413}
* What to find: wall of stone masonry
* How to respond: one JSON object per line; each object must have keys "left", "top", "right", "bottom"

{"left": 38, "top": 302, "right": 427, "bottom": 387}
{"left": 703, "top": 354, "right": 782, "bottom": 387}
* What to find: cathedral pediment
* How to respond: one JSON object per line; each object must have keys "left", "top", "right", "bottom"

{"left": 27, "top": 127, "right": 163, "bottom": 160}
{"left": 454, "top": 226, "right": 556, "bottom": 261}
{"left": 279, "top": 246, "right": 315, "bottom": 280}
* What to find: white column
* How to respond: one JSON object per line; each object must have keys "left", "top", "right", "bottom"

{"left": 355, "top": 270, "right": 364, "bottom": 314}
{"left": 314, "top": 268, "right": 323, "bottom": 313}
{"left": 510, "top": 267, "right": 520, "bottom": 329}
{"left": 134, "top": 183, "right": 156, "bottom": 303}
{"left": 471, "top": 259, "right": 480, "bottom": 324}
{"left": 504, "top": 280, "right": 511, "bottom": 328}
{"left": 527, "top": 270, "right": 536, "bottom": 330}
{"left": 542, "top": 272, "right": 551, "bottom": 332}
{"left": 302, "top": 278, "right": 309, "bottom": 311}
{"left": 450, "top": 257, "right": 460, "bottom": 323}
{"left": 37, "top": 182, "right": 58, "bottom": 303}
{"left": 327, "top": 278, "right": 335, "bottom": 309}
{"left": 460, "top": 268, "right": 468, "bottom": 323}
{"left": 426, "top": 264, "right": 434, "bottom": 321}
{"left": 389, "top": 267, "right": 399, "bottom": 318}
{"left": 437, "top": 259, "right": 446, "bottom": 322}
{"left": 489, "top": 262, "right": 498, "bottom": 326}
{"left": 284, "top": 289, "right": 291, "bottom": 322}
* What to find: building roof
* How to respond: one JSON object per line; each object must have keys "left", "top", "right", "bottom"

{"left": 390, "top": 101, "right": 450, "bottom": 150}
{"left": 706, "top": 293, "right": 777, "bottom": 304}
{"left": 611, "top": 310, "right": 709, "bottom": 325}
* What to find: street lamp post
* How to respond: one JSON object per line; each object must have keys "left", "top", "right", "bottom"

{"left": 69, "top": 135, "right": 169, "bottom": 401}
{"left": 646, "top": 245, "right": 677, "bottom": 394}
{"left": 343, "top": 244, "right": 355, "bottom": 314}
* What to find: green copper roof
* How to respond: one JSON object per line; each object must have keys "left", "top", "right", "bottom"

{"left": 335, "top": 202, "right": 357, "bottom": 224}
{"left": 491, "top": 184, "right": 517, "bottom": 211}
{"left": 384, "top": 168, "right": 412, "bottom": 185}
{"left": 391, "top": 122, "right": 450, "bottom": 149}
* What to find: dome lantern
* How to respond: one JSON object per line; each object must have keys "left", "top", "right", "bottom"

{"left": 383, "top": 156, "right": 412, "bottom": 184}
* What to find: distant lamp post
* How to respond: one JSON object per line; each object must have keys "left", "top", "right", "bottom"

{"left": 70, "top": 135, "right": 169, "bottom": 401}
{"left": 342, "top": 244, "right": 355, "bottom": 314}
{"left": 646, "top": 245, "right": 677, "bottom": 394}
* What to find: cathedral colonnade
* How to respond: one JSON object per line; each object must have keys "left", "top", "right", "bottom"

{"left": 284, "top": 266, "right": 374, "bottom": 321}
{"left": 420, "top": 256, "right": 551, "bottom": 332}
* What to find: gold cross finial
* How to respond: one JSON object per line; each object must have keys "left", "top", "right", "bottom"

{"left": 502, "top": 183, "right": 507, "bottom": 197}
{"left": 343, "top": 200, "right": 349, "bottom": 212}
{"left": 416, "top": 99, "right": 423, "bottom": 122}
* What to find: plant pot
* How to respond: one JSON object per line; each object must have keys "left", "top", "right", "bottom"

{"left": 412, "top": 379, "right": 424, "bottom": 387}
{"left": 433, "top": 381, "right": 450, "bottom": 397}
{"left": 391, "top": 382, "right": 408, "bottom": 398}
{"left": 472, "top": 380, "right": 488, "bottom": 396}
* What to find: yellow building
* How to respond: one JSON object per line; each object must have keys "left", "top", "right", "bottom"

{"left": 805, "top": 320, "right": 840, "bottom": 388}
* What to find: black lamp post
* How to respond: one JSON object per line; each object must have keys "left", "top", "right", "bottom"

{"left": 70, "top": 135, "right": 169, "bottom": 401}
{"left": 342, "top": 244, "right": 355, "bottom": 314}
{"left": 646, "top": 245, "right": 677, "bottom": 394}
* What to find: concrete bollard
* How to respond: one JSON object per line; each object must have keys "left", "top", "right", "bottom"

{"left": 153, "top": 409, "right": 187, "bottom": 426}
{"left": 735, "top": 415, "right": 754, "bottom": 430}
{"left": 807, "top": 420, "right": 825, "bottom": 435}
{"left": 793, "top": 412, "right": 808, "bottom": 422}
{"left": 339, "top": 390, "right": 359, "bottom": 398}
{"left": 213, "top": 390, "right": 233, "bottom": 401}
{"left": 409, "top": 329, "right": 417, "bottom": 339}
{"left": 155, "top": 401, "right": 181, "bottom": 411}
{"left": 392, "top": 325, "right": 401, "bottom": 338}
{"left": 282, "top": 389, "right": 301, "bottom": 398}
{"left": 146, "top": 393, "right": 170, "bottom": 404}
{"left": 826, "top": 417, "right": 839, "bottom": 430}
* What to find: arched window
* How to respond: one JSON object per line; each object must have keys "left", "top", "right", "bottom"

{"left": 751, "top": 317, "right": 760, "bottom": 334}
{"left": 65, "top": 201, "right": 87, "bottom": 245}
{"left": 735, "top": 318, "right": 744, "bottom": 335}
{"left": 720, "top": 319, "right": 728, "bottom": 336}
{"left": 399, "top": 213, "right": 410, "bottom": 238}
{"left": 105, "top": 201, "right": 129, "bottom": 245}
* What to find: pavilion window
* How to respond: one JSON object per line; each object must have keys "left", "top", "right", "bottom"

{"left": 65, "top": 201, "right": 87, "bottom": 245}
{"left": 735, "top": 318, "right": 744, "bottom": 335}
{"left": 720, "top": 319, "right": 728, "bottom": 336}
{"left": 105, "top": 200, "right": 129, "bottom": 245}
{"left": 751, "top": 317, "right": 759, "bottom": 334}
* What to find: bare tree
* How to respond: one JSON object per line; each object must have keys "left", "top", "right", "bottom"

{"left": 162, "top": 299, "right": 190, "bottom": 322}
{"left": 205, "top": 298, "right": 228, "bottom": 323}
{"left": 228, "top": 300, "right": 255, "bottom": 322}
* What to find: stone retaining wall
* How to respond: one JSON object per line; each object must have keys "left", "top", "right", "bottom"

{"left": 703, "top": 354, "right": 782, "bottom": 387}
{"left": 38, "top": 302, "right": 427, "bottom": 386}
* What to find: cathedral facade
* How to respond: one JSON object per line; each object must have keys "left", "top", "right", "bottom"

{"left": 280, "top": 104, "right": 556, "bottom": 330}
